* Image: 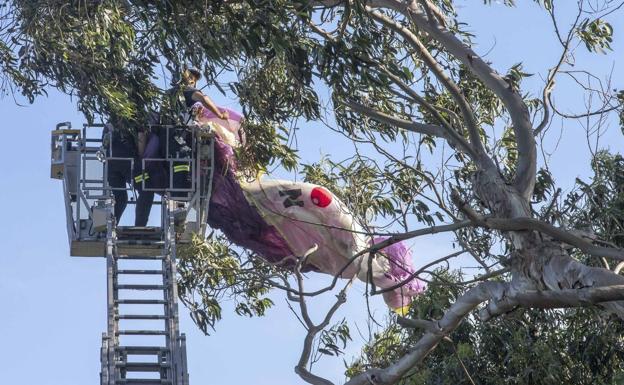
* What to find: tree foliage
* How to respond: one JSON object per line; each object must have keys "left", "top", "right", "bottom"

{"left": 349, "top": 148, "right": 624, "bottom": 384}
{"left": 177, "top": 233, "right": 280, "bottom": 335}
{"left": 348, "top": 271, "right": 624, "bottom": 385}
{"left": 2, "top": 0, "right": 624, "bottom": 384}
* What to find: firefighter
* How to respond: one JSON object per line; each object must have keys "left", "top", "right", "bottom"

{"left": 161, "top": 68, "right": 228, "bottom": 197}
{"left": 104, "top": 119, "right": 155, "bottom": 227}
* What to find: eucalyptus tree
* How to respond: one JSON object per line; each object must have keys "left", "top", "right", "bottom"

{"left": 1, "top": 1, "right": 624, "bottom": 384}
{"left": 348, "top": 151, "right": 624, "bottom": 384}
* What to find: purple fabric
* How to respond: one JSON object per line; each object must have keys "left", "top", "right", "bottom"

{"left": 372, "top": 237, "right": 426, "bottom": 302}
{"left": 207, "top": 137, "right": 296, "bottom": 266}
{"left": 199, "top": 108, "right": 426, "bottom": 309}
{"left": 373, "top": 239, "right": 413, "bottom": 278}
{"left": 144, "top": 132, "right": 160, "bottom": 158}
{"left": 142, "top": 133, "right": 167, "bottom": 190}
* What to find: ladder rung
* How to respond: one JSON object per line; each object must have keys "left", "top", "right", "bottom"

{"left": 117, "top": 330, "right": 168, "bottom": 336}
{"left": 117, "top": 270, "right": 164, "bottom": 275}
{"left": 115, "top": 361, "right": 170, "bottom": 371}
{"left": 117, "top": 315, "right": 168, "bottom": 320}
{"left": 117, "top": 226, "right": 162, "bottom": 235}
{"left": 116, "top": 380, "right": 172, "bottom": 385}
{"left": 116, "top": 299, "right": 167, "bottom": 305}
{"left": 116, "top": 346, "right": 169, "bottom": 354}
{"left": 116, "top": 255, "right": 165, "bottom": 260}
{"left": 116, "top": 240, "right": 165, "bottom": 246}
{"left": 116, "top": 284, "right": 165, "bottom": 290}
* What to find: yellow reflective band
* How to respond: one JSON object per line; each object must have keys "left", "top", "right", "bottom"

{"left": 173, "top": 164, "right": 190, "bottom": 173}
{"left": 392, "top": 305, "right": 411, "bottom": 317}
{"left": 134, "top": 173, "right": 150, "bottom": 183}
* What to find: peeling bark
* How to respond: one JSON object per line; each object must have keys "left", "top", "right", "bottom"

{"left": 345, "top": 282, "right": 507, "bottom": 385}
{"left": 303, "top": 2, "right": 624, "bottom": 384}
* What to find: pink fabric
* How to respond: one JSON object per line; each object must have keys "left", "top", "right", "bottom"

{"left": 241, "top": 179, "right": 367, "bottom": 278}
{"left": 371, "top": 237, "right": 427, "bottom": 309}
{"left": 206, "top": 137, "right": 296, "bottom": 267}
{"left": 193, "top": 104, "right": 244, "bottom": 147}
{"left": 195, "top": 108, "right": 427, "bottom": 311}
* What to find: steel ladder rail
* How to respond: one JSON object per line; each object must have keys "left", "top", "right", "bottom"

{"left": 97, "top": 127, "right": 214, "bottom": 385}
{"left": 100, "top": 201, "right": 190, "bottom": 385}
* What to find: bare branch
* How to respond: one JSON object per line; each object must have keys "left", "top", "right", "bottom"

{"left": 379, "top": 0, "right": 536, "bottom": 199}
{"left": 345, "top": 281, "right": 507, "bottom": 385}
{"left": 396, "top": 317, "right": 441, "bottom": 333}
{"left": 344, "top": 99, "right": 448, "bottom": 138}
{"left": 534, "top": 2, "right": 583, "bottom": 136}
{"left": 458, "top": 267, "right": 510, "bottom": 285}
{"left": 366, "top": 8, "right": 489, "bottom": 162}
{"left": 294, "top": 245, "right": 321, "bottom": 329}
{"left": 452, "top": 190, "right": 624, "bottom": 260}
{"left": 294, "top": 274, "right": 349, "bottom": 385}
{"left": 549, "top": 92, "right": 622, "bottom": 119}
{"left": 480, "top": 285, "right": 624, "bottom": 321}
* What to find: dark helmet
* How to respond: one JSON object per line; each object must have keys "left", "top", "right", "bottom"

{"left": 187, "top": 67, "right": 202, "bottom": 80}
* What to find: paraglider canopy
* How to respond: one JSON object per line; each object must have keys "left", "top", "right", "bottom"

{"left": 194, "top": 107, "right": 427, "bottom": 312}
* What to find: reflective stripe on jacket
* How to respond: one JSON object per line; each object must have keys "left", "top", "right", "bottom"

{"left": 173, "top": 164, "right": 190, "bottom": 173}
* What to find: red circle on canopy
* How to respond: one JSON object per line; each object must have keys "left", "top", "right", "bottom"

{"left": 310, "top": 187, "right": 332, "bottom": 208}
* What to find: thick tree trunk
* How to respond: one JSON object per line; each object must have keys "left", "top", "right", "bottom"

{"left": 474, "top": 168, "right": 624, "bottom": 317}
{"left": 305, "top": 2, "right": 624, "bottom": 384}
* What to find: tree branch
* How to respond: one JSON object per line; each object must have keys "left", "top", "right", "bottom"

{"left": 480, "top": 285, "right": 624, "bottom": 321}
{"left": 344, "top": 99, "right": 448, "bottom": 138}
{"left": 533, "top": 3, "right": 583, "bottom": 136}
{"left": 366, "top": 8, "right": 489, "bottom": 163}
{"left": 379, "top": 0, "right": 536, "bottom": 199}
{"left": 483, "top": 217, "right": 624, "bottom": 260}
{"left": 451, "top": 190, "right": 624, "bottom": 260}
{"left": 354, "top": 282, "right": 624, "bottom": 385}
{"left": 396, "top": 316, "right": 441, "bottom": 333}
{"left": 376, "top": 66, "right": 479, "bottom": 159}
{"left": 345, "top": 281, "right": 507, "bottom": 385}
{"left": 372, "top": 249, "right": 466, "bottom": 295}
{"left": 293, "top": 252, "right": 349, "bottom": 385}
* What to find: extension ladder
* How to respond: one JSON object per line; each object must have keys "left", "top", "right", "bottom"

{"left": 51, "top": 122, "right": 215, "bottom": 385}
{"left": 99, "top": 213, "right": 189, "bottom": 385}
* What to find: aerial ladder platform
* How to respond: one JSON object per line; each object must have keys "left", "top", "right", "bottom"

{"left": 51, "top": 122, "right": 215, "bottom": 385}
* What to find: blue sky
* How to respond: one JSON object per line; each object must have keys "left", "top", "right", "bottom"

{"left": 1, "top": 2, "right": 623, "bottom": 384}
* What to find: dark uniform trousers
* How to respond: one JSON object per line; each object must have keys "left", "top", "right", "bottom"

{"left": 160, "top": 126, "right": 193, "bottom": 198}
{"left": 132, "top": 169, "right": 155, "bottom": 227}
{"left": 107, "top": 131, "right": 154, "bottom": 227}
